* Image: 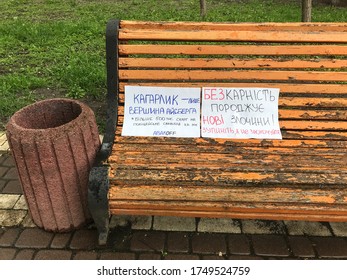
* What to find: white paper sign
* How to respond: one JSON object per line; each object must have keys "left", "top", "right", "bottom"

{"left": 122, "top": 86, "right": 201, "bottom": 137}
{"left": 201, "top": 87, "right": 282, "bottom": 139}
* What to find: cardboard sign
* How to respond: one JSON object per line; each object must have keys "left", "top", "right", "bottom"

{"left": 201, "top": 87, "right": 282, "bottom": 139}
{"left": 122, "top": 86, "right": 201, "bottom": 137}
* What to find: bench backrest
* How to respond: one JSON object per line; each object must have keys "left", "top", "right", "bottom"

{"left": 106, "top": 20, "right": 347, "bottom": 143}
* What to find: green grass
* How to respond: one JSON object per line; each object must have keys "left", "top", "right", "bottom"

{"left": 0, "top": 0, "right": 346, "bottom": 129}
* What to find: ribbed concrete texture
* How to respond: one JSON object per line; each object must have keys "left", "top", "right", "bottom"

{"left": 6, "top": 99, "right": 100, "bottom": 232}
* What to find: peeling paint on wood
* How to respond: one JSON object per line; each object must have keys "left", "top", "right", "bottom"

{"left": 306, "top": 195, "right": 336, "bottom": 204}
{"left": 107, "top": 20, "right": 347, "bottom": 222}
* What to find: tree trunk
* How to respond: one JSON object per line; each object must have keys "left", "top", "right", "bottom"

{"left": 200, "top": 0, "right": 207, "bottom": 19}
{"left": 302, "top": 0, "right": 312, "bottom": 22}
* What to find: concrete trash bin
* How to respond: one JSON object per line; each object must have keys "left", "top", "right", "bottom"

{"left": 6, "top": 98, "right": 101, "bottom": 232}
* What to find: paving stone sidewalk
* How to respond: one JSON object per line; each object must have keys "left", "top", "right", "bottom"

{"left": 1, "top": 132, "right": 347, "bottom": 260}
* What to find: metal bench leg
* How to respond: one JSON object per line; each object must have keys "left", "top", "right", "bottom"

{"left": 88, "top": 166, "right": 110, "bottom": 245}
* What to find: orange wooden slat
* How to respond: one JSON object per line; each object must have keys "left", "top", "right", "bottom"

{"left": 278, "top": 97, "right": 347, "bottom": 107}
{"left": 110, "top": 151, "right": 347, "bottom": 171}
{"left": 109, "top": 203, "right": 347, "bottom": 218}
{"left": 109, "top": 185, "right": 347, "bottom": 205}
{"left": 109, "top": 201, "right": 347, "bottom": 218}
{"left": 119, "top": 57, "right": 347, "bottom": 69}
{"left": 112, "top": 142, "right": 347, "bottom": 153}
{"left": 119, "top": 69, "right": 347, "bottom": 82}
{"left": 279, "top": 109, "right": 347, "bottom": 120}
{"left": 120, "top": 20, "right": 347, "bottom": 32}
{"left": 114, "top": 153, "right": 346, "bottom": 169}
{"left": 112, "top": 135, "right": 347, "bottom": 149}
{"left": 108, "top": 207, "right": 347, "bottom": 222}
{"left": 281, "top": 120, "right": 347, "bottom": 131}
{"left": 111, "top": 145, "right": 343, "bottom": 156}
{"left": 119, "top": 44, "right": 347, "bottom": 56}
{"left": 281, "top": 130, "right": 347, "bottom": 140}
{"left": 119, "top": 83, "right": 347, "bottom": 94}
{"left": 109, "top": 200, "right": 347, "bottom": 215}
{"left": 110, "top": 168, "right": 347, "bottom": 185}
{"left": 119, "top": 29, "right": 347, "bottom": 43}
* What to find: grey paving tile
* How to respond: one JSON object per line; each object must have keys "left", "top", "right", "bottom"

{"left": 252, "top": 235, "right": 290, "bottom": 257}
{"left": 2, "top": 180, "right": 22, "bottom": 194}
{"left": 242, "top": 219, "right": 286, "bottom": 234}
{"left": 192, "top": 233, "right": 227, "bottom": 255}
{"left": 13, "top": 195, "right": 27, "bottom": 210}
{"left": 0, "top": 227, "right": 21, "bottom": 246}
{"left": 0, "top": 248, "right": 17, "bottom": 260}
{"left": 284, "top": 221, "right": 332, "bottom": 236}
{"left": 198, "top": 218, "right": 241, "bottom": 234}
{"left": 153, "top": 216, "right": 196, "bottom": 232}
{"left": 69, "top": 229, "right": 98, "bottom": 250}
{"left": 329, "top": 222, "right": 347, "bottom": 237}
{"left": 0, "top": 209, "right": 26, "bottom": 227}
{"left": 164, "top": 254, "right": 199, "bottom": 260}
{"left": 288, "top": 236, "right": 316, "bottom": 258}
{"left": 14, "top": 249, "right": 35, "bottom": 260}
{"left": 167, "top": 232, "right": 189, "bottom": 253}
{"left": 15, "top": 228, "right": 54, "bottom": 249}
{"left": 3, "top": 167, "right": 18, "bottom": 180}
{"left": 99, "top": 252, "right": 136, "bottom": 260}
{"left": 51, "top": 233, "right": 72, "bottom": 249}
{"left": 73, "top": 251, "right": 98, "bottom": 260}
{"left": 0, "top": 194, "right": 20, "bottom": 209}
{"left": 228, "top": 234, "right": 251, "bottom": 255}
{"left": 34, "top": 250, "right": 72, "bottom": 260}
{"left": 311, "top": 237, "right": 347, "bottom": 259}
{"left": 130, "top": 231, "right": 166, "bottom": 252}
{"left": 109, "top": 215, "right": 152, "bottom": 230}
{"left": 21, "top": 213, "right": 37, "bottom": 227}
{"left": 138, "top": 253, "right": 161, "bottom": 260}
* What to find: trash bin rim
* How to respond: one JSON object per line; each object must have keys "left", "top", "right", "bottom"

{"left": 6, "top": 98, "right": 95, "bottom": 139}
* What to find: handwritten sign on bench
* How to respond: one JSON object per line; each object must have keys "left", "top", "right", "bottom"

{"left": 122, "top": 86, "right": 201, "bottom": 137}
{"left": 201, "top": 87, "right": 282, "bottom": 139}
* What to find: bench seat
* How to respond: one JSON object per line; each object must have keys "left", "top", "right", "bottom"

{"left": 109, "top": 137, "right": 347, "bottom": 221}
{"left": 88, "top": 20, "right": 347, "bottom": 245}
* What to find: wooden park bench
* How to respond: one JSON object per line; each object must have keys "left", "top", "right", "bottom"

{"left": 88, "top": 19, "right": 347, "bottom": 245}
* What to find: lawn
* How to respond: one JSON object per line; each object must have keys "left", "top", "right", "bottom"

{"left": 0, "top": 0, "right": 346, "bottom": 129}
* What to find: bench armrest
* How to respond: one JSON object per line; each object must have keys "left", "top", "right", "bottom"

{"left": 88, "top": 20, "right": 120, "bottom": 245}
{"left": 94, "top": 19, "right": 120, "bottom": 166}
